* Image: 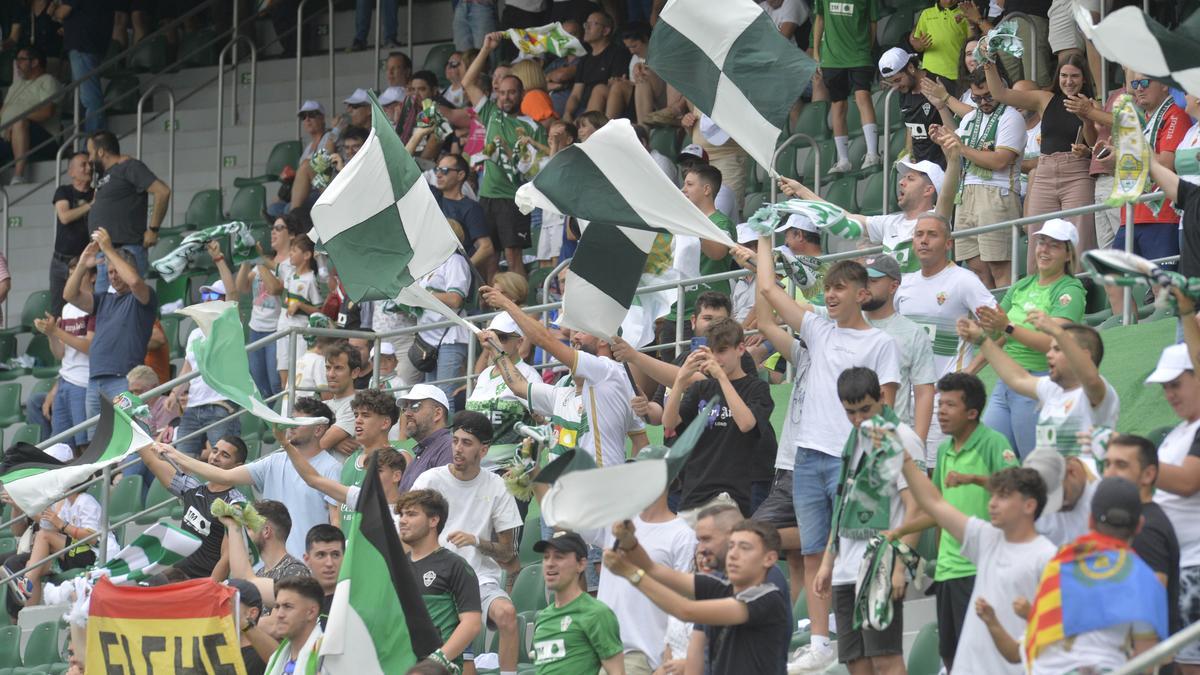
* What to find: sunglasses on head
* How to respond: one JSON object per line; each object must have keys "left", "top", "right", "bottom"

{"left": 1129, "top": 78, "right": 1152, "bottom": 90}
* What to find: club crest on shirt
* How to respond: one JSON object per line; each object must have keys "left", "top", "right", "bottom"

{"left": 936, "top": 292, "right": 947, "bottom": 306}
{"left": 1002, "top": 449, "right": 1017, "bottom": 463}
{"left": 423, "top": 571, "right": 436, "bottom": 587}
{"left": 1058, "top": 293, "right": 1072, "bottom": 307}
{"left": 560, "top": 616, "right": 573, "bottom": 631}
{"left": 922, "top": 102, "right": 932, "bottom": 116}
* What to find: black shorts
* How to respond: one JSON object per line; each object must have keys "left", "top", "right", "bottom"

{"left": 751, "top": 469, "right": 797, "bottom": 529}
{"left": 823, "top": 66, "right": 875, "bottom": 102}
{"left": 480, "top": 196, "right": 531, "bottom": 250}
{"left": 934, "top": 575, "right": 976, "bottom": 664}
{"left": 834, "top": 584, "right": 903, "bottom": 663}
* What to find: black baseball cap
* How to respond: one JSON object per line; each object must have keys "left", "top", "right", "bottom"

{"left": 227, "top": 579, "right": 263, "bottom": 610}
{"left": 1091, "top": 476, "right": 1143, "bottom": 528}
{"left": 533, "top": 530, "right": 588, "bottom": 558}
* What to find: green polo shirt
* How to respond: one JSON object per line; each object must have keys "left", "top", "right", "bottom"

{"left": 932, "top": 424, "right": 1018, "bottom": 581}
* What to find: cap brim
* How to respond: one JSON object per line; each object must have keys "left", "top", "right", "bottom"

{"left": 533, "top": 540, "right": 582, "bottom": 555}
{"left": 1042, "top": 482, "right": 1064, "bottom": 517}
{"left": 1146, "top": 366, "right": 1187, "bottom": 384}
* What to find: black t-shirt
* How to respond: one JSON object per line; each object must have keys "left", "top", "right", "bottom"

{"left": 1177, "top": 180, "right": 1200, "bottom": 278}
{"left": 676, "top": 374, "right": 775, "bottom": 515}
{"left": 320, "top": 593, "right": 333, "bottom": 629}
{"left": 90, "top": 158, "right": 159, "bottom": 245}
{"left": 694, "top": 574, "right": 790, "bottom": 675}
{"left": 241, "top": 645, "right": 266, "bottom": 675}
{"left": 576, "top": 42, "right": 632, "bottom": 88}
{"left": 1135, "top": 501, "right": 1182, "bottom": 634}
{"left": 62, "top": 0, "right": 114, "bottom": 54}
{"left": 411, "top": 548, "right": 482, "bottom": 646}
{"left": 901, "top": 89, "right": 946, "bottom": 168}
{"left": 52, "top": 184, "right": 94, "bottom": 258}
{"left": 168, "top": 474, "right": 247, "bottom": 579}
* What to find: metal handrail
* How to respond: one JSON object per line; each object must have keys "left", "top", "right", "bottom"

{"left": 216, "top": 38, "right": 259, "bottom": 192}
{"left": 770, "top": 132, "right": 822, "bottom": 203}
{"left": 135, "top": 85, "right": 176, "bottom": 230}
{"left": 295, "top": 0, "right": 336, "bottom": 137}
{"left": 999, "top": 11, "right": 1039, "bottom": 84}
{"left": 375, "top": 0, "right": 382, "bottom": 92}
{"left": 0, "top": 188, "right": 6, "bottom": 330}
{"left": 881, "top": 87, "right": 897, "bottom": 215}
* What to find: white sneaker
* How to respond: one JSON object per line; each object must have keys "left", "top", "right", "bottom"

{"left": 8, "top": 175, "right": 28, "bottom": 186}
{"left": 828, "top": 159, "right": 852, "bottom": 175}
{"left": 787, "top": 642, "right": 836, "bottom": 674}
{"left": 861, "top": 152, "right": 882, "bottom": 170}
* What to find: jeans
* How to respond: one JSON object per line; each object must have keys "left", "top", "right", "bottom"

{"left": 175, "top": 403, "right": 241, "bottom": 457}
{"left": 248, "top": 329, "right": 281, "bottom": 400}
{"left": 52, "top": 380, "right": 89, "bottom": 448}
{"left": 793, "top": 447, "right": 842, "bottom": 555}
{"left": 87, "top": 375, "right": 134, "bottom": 438}
{"left": 25, "top": 390, "right": 51, "bottom": 443}
{"left": 94, "top": 245, "right": 150, "bottom": 294}
{"left": 69, "top": 50, "right": 106, "bottom": 133}
{"left": 981, "top": 372, "right": 1046, "bottom": 460}
{"left": 453, "top": 1, "right": 497, "bottom": 51}
{"left": 354, "top": 0, "right": 397, "bottom": 42}
{"left": 426, "top": 343, "right": 467, "bottom": 414}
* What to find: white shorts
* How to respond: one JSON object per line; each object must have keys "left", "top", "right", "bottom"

{"left": 537, "top": 211, "right": 565, "bottom": 262}
{"left": 1048, "top": 0, "right": 1084, "bottom": 53}
{"left": 480, "top": 580, "right": 514, "bottom": 630}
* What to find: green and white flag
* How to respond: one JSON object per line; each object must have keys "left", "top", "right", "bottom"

{"left": 320, "top": 452, "right": 444, "bottom": 672}
{"left": 1075, "top": 4, "right": 1200, "bottom": 98}
{"left": 175, "top": 301, "right": 328, "bottom": 427}
{"left": 514, "top": 119, "right": 737, "bottom": 339}
{"left": 746, "top": 199, "right": 863, "bottom": 239}
{"left": 0, "top": 398, "right": 155, "bottom": 516}
{"left": 91, "top": 522, "right": 202, "bottom": 585}
{"left": 506, "top": 22, "right": 586, "bottom": 61}
{"left": 311, "top": 92, "right": 460, "bottom": 302}
{"left": 151, "top": 221, "right": 257, "bottom": 283}
{"left": 648, "top": 0, "right": 818, "bottom": 169}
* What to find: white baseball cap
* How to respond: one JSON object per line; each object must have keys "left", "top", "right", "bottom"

{"left": 896, "top": 158, "right": 946, "bottom": 196}
{"left": 487, "top": 313, "right": 524, "bottom": 337}
{"left": 398, "top": 383, "right": 450, "bottom": 411}
{"left": 297, "top": 100, "right": 325, "bottom": 116}
{"left": 343, "top": 88, "right": 371, "bottom": 106}
{"left": 775, "top": 213, "right": 819, "bottom": 234}
{"left": 1146, "top": 343, "right": 1194, "bottom": 384}
{"left": 878, "top": 47, "right": 917, "bottom": 77}
{"left": 1035, "top": 218, "right": 1079, "bottom": 248}
{"left": 198, "top": 280, "right": 227, "bottom": 297}
{"left": 735, "top": 222, "right": 760, "bottom": 244}
{"left": 378, "top": 86, "right": 406, "bottom": 106}
{"left": 1023, "top": 447, "right": 1065, "bottom": 517}
{"left": 370, "top": 341, "right": 397, "bottom": 358}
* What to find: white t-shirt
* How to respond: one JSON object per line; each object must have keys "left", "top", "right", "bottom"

{"left": 411, "top": 466, "right": 523, "bottom": 585}
{"left": 1179, "top": 123, "right": 1200, "bottom": 187}
{"left": 275, "top": 262, "right": 321, "bottom": 330}
{"left": 868, "top": 313, "right": 936, "bottom": 429}
{"left": 248, "top": 265, "right": 283, "bottom": 332}
{"left": 184, "top": 328, "right": 228, "bottom": 408}
{"left": 758, "top": 0, "right": 810, "bottom": 31}
{"left": 831, "top": 422, "right": 924, "bottom": 585}
{"left": 715, "top": 184, "right": 736, "bottom": 222}
{"left": 794, "top": 314, "right": 900, "bottom": 456}
{"left": 956, "top": 105, "right": 1027, "bottom": 192}
{"left": 296, "top": 350, "right": 327, "bottom": 391}
{"left": 865, "top": 213, "right": 919, "bottom": 272}
{"left": 327, "top": 394, "right": 356, "bottom": 438}
{"left": 1034, "top": 376, "right": 1120, "bottom": 456}
{"left": 583, "top": 516, "right": 696, "bottom": 668}
{"left": 775, "top": 339, "right": 811, "bottom": 471}
{"left": 59, "top": 493, "right": 120, "bottom": 559}
{"left": 1036, "top": 477, "right": 1098, "bottom": 547}
{"left": 895, "top": 263, "right": 997, "bottom": 379}
{"left": 1154, "top": 418, "right": 1200, "bottom": 566}
{"left": 467, "top": 361, "right": 539, "bottom": 433}
{"left": 417, "top": 254, "right": 472, "bottom": 345}
{"left": 1028, "top": 621, "right": 1158, "bottom": 675}
{"left": 58, "top": 303, "right": 91, "bottom": 387}
{"left": 953, "top": 517, "right": 1057, "bottom": 675}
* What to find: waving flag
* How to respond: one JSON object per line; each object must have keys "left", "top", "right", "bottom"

{"left": 92, "top": 523, "right": 202, "bottom": 585}
{"left": 647, "top": 0, "right": 818, "bottom": 169}
{"left": 1075, "top": 5, "right": 1200, "bottom": 97}
{"left": 320, "top": 451, "right": 444, "bottom": 672}
{"left": 506, "top": 22, "right": 586, "bottom": 61}
{"left": 175, "top": 301, "right": 328, "bottom": 427}
{"left": 0, "top": 398, "right": 154, "bottom": 516}
{"left": 311, "top": 92, "right": 460, "bottom": 302}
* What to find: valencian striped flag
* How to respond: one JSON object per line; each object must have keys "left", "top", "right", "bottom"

{"left": 648, "top": 0, "right": 818, "bottom": 169}
{"left": 86, "top": 577, "right": 247, "bottom": 673}
{"left": 311, "top": 92, "right": 460, "bottom": 302}
{"left": 1024, "top": 532, "right": 1168, "bottom": 665}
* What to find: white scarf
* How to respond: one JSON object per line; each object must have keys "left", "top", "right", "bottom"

{"left": 264, "top": 623, "right": 324, "bottom": 675}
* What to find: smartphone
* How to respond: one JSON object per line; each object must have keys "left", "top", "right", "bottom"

{"left": 690, "top": 336, "right": 708, "bottom": 351}
{"left": 1096, "top": 146, "right": 1112, "bottom": 160}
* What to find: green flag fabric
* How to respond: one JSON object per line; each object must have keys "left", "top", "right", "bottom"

{"left": 310, "top": 92, "right": 460, "bottom": 302}
{"left": 174, "top": 301, "right": 328, "bottom": 427}
{"left": 0, "top": 397, "right": 154, "bottom": 516}
{"left": 91, "top": 522, "right": 202, "bottom": 585}
{"left": 319, "top": 452, "right": 444, "bottom": 672}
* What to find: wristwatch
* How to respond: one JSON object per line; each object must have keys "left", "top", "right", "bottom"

{"left": 627, "top": 568, "right": 645, "bottom": 586}
{"left": 1004, "top": 323, "right": 1015, "bottom": 335}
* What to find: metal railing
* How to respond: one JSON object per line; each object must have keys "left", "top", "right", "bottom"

{"left": 216, "top": 38, "right": 258, "bottom": 191}
{"left": 1000, "top": 11, "right": 1039, "bottom": 85}
{"left": 371, "top": 0, "right": 416, "bottom": 91}
{"left": 295, "top": 0, "right": 337, "bottom": 137}
{"left": 135, "top": 86, "right": 177, "bottom": 230}
{"left": 0, "top": 188, "right": 6, "bottom": 328}
{"left": 881, "top": 87, "right": 897, "bottom": 215}
{"left": 770, "top": 133, "right": 821, "bottom": 203}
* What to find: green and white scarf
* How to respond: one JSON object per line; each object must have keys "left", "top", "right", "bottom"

{"left": 956, "top": 104, "right": 1008, "bottom": 203}
{"left": 150, "top": 221, "right": 257, "bottom": 282}
{"left": 853, "top": 535, "right": 919, "bottom": 631}
{"left": 830, "top": 409, "right": 906, "bottom": 546}
{"left": 745, "top": 199, "right": 863, "bottom": 239}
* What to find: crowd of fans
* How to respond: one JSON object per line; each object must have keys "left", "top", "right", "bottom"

{"left": 2, "top": 0, "right": 1200, "bottom": 674}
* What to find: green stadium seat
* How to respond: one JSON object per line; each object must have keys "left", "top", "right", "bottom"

{"left": 0, "top": 624, "right": 20, "bottom": 668}
{"left": 0, "top": 538, "right": 13, "bottom": 562}
{"left": 792, "top": 100, "right": 830, "bottom": 141}
{"left": 110, "top": 474, "right": 145, "bottom": 524}
{"left": 0, "top": 384, "right": 22, "bottom": 427}
{"left": 9, "top": 424, "right": 41, "bottom": 447}
{"left": 21, "top": 621, "right": 59, "bottom": 667}
{"left": 422, "top": 43, "right": 458, "bottom": 87}
{"left": 2, "top": 291, "right": 53, "bottom": 336}
{"left": 128, "top": 34, "right": 168, "bottom": 74}
{"left": 887, "top": 127, "right": 907, "bottom": 164}
{"left": 236, "top": 141, "right": 304, "bottom": 188}
{"left": 241, "top": 414, "right": 267, "bottom": 444}
{"left": 795, "top": 139, "right": 835, "bottom": 187}
{"left": 821, "top": 176, "right": 858, "bottom": 213}
{"left": 138, "top": 480, "right": 183, "bottom": 523}
{"left": 873, "top": 88, "right": 904, "bottom": 130}
{"left": 876, "top": 9, "right": 916, "bottom": 50}
{"left": 0, "top": 52, "right": 12, "bottom": 88}
{"left": 179, "top": 27, "right": 219, "bottom": 68}
{"left": 158, "top": 314, "right": 185, "bottom": 360}
{"left": 181, "top": 189, "right": 225, "bottom": 231}
{"left": 510, "top": 563, "right": 548, "bottom": 614}
{"left": 857, "top": 171, "right": 897, "bottom": 216}
{"left": 228, "top": 185, "right": 267, "bottom": 226}
{"left": 518, "top": 510, "right": 542, "bottom": 567}
{"left": 789, "top": 592, "right": 811, "bottom": 650}
{"left": 907, "top": 622, "right": 941, "bottom": 675}
{"left": 844, "top": 96, "right": 877, "bottom": 139}
{"left": 155, "top": 274, "right": 193, "bottom": 308}
{"left": 742, "top": 191, "right": 766, "bottom": 221}
{"left": 25, "top": 335, "right": 59, "bottom": 380}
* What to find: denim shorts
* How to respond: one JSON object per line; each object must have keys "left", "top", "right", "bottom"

{"left": 793, "top": 448, "right": 842, "bottom": 555}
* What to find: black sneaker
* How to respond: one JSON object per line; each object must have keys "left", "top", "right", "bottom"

{"left": 348, "top": 39, "right": 367, "bottom": 52}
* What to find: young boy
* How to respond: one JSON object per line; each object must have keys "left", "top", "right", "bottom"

{"left": 662, "top": 318, "right": 774, "bottom": 517}
{"left": 813, "top": 367, "right": 925, "bottom": 675}
{"left": 335, "top": 389, "right": 400, "bottom": 529}
{"left": 900, "top": 455, "right": 1056, "bottom": 673}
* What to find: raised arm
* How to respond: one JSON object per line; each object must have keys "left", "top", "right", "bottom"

{"left": 934, "top": 135, "right": 962, "bottom": 220}
{"left": 900, "top": 453, "right": 969, "bottom": 542}
{"left": 959, "top": 319, "right": 1040, "bottom": 398}
{"left": 158, "top": 444, "right": 254, "bottom": 486}
{"left": 95, "top": 228, "right": 151, "bottom": 305}
{"left": 274, "top": 427, "right": 350, "bottom": 503}
{"left": 1150, "top": 153, "right": 1182, "bottom": 203}
{"left": 983, "top": 62, "right": 1049, "bottom": 113}
{"left": 463, "top": 32, "right": 502, "bottom": 108}
{"left": 1029, "top": 311, "right": 1106, "bottom": 406}
{"left": 610, "top": 520, "right": 698, "bottom": 598}
{"left": 777, "top": 176, "right": 870, "bottom": 230}
{"left": 218, "top": 516, "right": 278, "bottom": 603}
{"left": 137, "top": 443, "right": 180, "bottom": 488}
{"left": 754, "top": 236, "right": 812, "bottom": 332}
{"left": 480, "top": 285, "right": 578, "bottom": 369}
{"left": 63, "top": 240, "right": 99, "bottom": 313}
{"left": 207, "top": 241, "right": 238, "bottom": 300}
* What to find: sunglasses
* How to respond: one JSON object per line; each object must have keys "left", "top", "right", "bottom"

{"left": 298, "top": 111, "right": 322, "bottom": 120}
{"left": 434, "top": 166, "right": 460, "bottom": 175}
{"left": 1129, "top": 78, "right": 1152, "bottom": 90}
{"left": 272, "top": 223, "right": 288, "bottom": 231}
{"left": 200, "top": 290, "right": 223, "bottom": 302}
{"left": 447, "top": 60, "right": 461, "bottom": 68}
{"left": 970, "top": 92, "right": 994, "bottom": 104}
{"left": 401, "top": 400, "right": 424, "bottom": 412}
{"left": 348, "top": 103, "right": 369, "bottom": 109}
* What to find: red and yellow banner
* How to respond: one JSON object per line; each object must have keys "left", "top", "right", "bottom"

{"left": 86, "top": 577, "right": 248, "bottom": 674}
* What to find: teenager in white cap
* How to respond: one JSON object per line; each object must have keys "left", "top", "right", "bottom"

{"left": 466, "top": 314, "right": 539, "bottom": 446}
{"left": 774, "top": 214, "right": 827, "bottom": 304}
{"left": 969, "top": 218, "right": 1087, "bottom": 457}
{"left": 878, "top": 47, "right": 955, "bottom": 168}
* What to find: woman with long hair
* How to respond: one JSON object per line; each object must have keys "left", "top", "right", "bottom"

{"left": 985, "top": 54, "right": 1100, "bottom": 261}
{"left": 975, "top": 219, "right": 1086, "bottom": 457}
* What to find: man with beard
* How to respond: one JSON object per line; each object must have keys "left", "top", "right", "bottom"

{"left": 481, "top": 285, "right": 648, "bottom": 469}
{"left": 878, "top": 47, "right": 956, "bottom": 167}
{"left": 85, "top": 130, "right": 170, "bottom": 286}
{"left": 217, "top": 500, "right": 312, "bottom": 609}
